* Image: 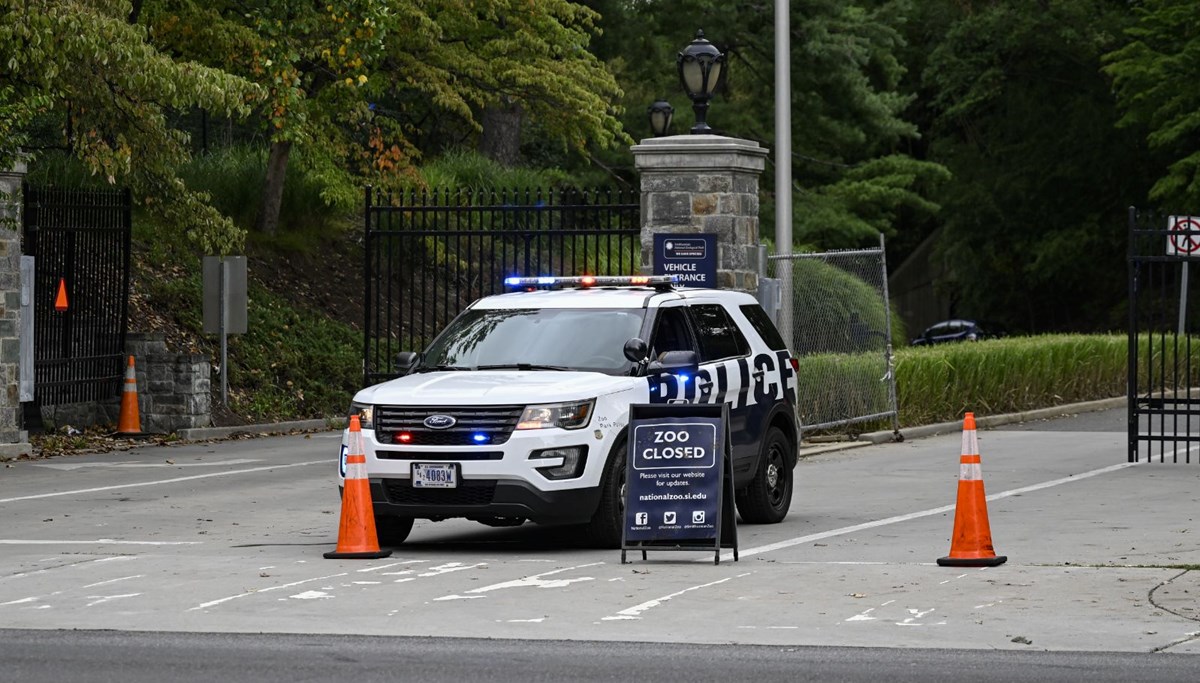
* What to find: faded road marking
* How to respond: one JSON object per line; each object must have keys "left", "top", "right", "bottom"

{"left": 189, "top": 572, "right": 349, "bottom": 611}
{"left": 434, "top": 563, "right": 601, "bottom": 602}
{"left": 602, "top": 573, "right": 752, "bottom": 621}
{"left": 0, "top": 460, "right": 327, "bottom": 504}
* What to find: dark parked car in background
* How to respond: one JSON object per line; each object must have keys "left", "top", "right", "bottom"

{"left": 911, "top": 319, "right": 1002, "bottom": 346}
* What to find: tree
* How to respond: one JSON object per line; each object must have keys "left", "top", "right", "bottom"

{"left": 0, "top": 0, "right": 261, "bottom": 253}
{"left": 143, "top": 0, "right": 628, "bottom": 236}
{"left": 915, "top": 0, "right": 1153, "bottom": 332}
{"left": 1104, "top": 0, "right": 1200, "bottom": 209}
{"left": 586, "top": 0, "right": 948, "bottom": 248}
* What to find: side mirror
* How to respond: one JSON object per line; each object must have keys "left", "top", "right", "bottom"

{"left": 393, "top": 351, "right": 419, "bottom": 375}
{"left": 653, "top": 350, "right": 699, "bottom": 377}
{"left": 623, "top": 337, "right": 648, "bottom": 363}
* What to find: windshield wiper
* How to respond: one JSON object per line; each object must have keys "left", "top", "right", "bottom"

{"left": 413, "top": 364, "right": 471, "bottom": 373}
{"left": 475, "top": 363, "right": 572, "bottom": 372}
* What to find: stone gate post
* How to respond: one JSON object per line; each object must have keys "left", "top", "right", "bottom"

{"left": 630, "top": 134, "right": 768, "bottom": 291}
{"left": 0, "top": 157, "right": 31, "bottom": 454}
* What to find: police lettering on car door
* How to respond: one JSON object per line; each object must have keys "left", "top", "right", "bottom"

{"left": 648, "top": 350, "right": 797, "bottom": 408}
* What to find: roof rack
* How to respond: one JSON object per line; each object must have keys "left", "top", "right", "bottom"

{"left": 503, "top": 275, "right": 677, "bottom": 291}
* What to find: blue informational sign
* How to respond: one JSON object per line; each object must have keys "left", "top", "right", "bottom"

{"left": 624, "top": 416, "right": 722, "bottom": 542}
{"left": 653, "top": 233, "right": 717, "bottom": 288}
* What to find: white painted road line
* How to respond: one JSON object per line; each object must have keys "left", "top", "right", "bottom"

{"left": 712, "top": 460, "right": 1142, "bottom": 562}
{"left": 602, "top": 572, "right": 753, "bottom": 621}
{"left": 32, "top": 458, "right": 263, "bottom": 471}
{"left": 0, "top": 460, "right": 328, "bottom": 504}
{"left": 434, "top": 562, "right": 604, "bottom": 602}
{"left": 188, "top": 572, "right": 350, "bottom": 611}
{"left": 0, "top": 540, "right": 201, "bottom": 546}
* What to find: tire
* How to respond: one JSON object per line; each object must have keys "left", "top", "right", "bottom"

{"left": 735, "top": 426, "right": 794, "bottom": 524}
{"left": 374, "top": 514, "right": 415, "bottom": 546}
{"left": 582, "top": 438, "right": 626, "bottom": 549}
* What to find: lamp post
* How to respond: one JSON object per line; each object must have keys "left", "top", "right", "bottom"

{"left": 676, "top": 29, "right": 724, "bottom": 134}
{"left": 648, "top": 100, "right": 674, "bottom": 137}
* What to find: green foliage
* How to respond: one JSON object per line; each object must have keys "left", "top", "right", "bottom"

{"left": 590, "top": 0, "right": 947, "bottom": 248}
{"left": 178, "top": 145, "right": 353, "bottom": 234}
{"left": 1103, "top": 0, "right": 1200, "bottom": 208}
{"left": 144, "top": 0, "right": 628, "bottom": 234}
{"left": 915, "top": 0, "right": 1151, "bottom": 333}
{"left": 418, "top": 150, "right": 575, "bottom": 192}
{"left": 138, "top": 240, "right": 361, "bottom": 422}
{"left": 0, "top": 0, "right": 263, "bottom": 253}
{"left": 789, "top": 258, "right": 893, "bottom": 354}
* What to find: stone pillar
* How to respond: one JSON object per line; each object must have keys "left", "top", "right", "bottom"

{"left": 630, "top": 134, "right": 768, "bottom": 291}
{"left": 120, "top": 333, "right": 212, "bottom": 434}
{"left": 0, "top": 157, "right": 31, "bottom": 455}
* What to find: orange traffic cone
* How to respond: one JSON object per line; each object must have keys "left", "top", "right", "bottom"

{"left": 937, "top": 412, "right": 1007, "bottom": 567}
{"left": 324, "top": 415, "right": 392, "bottom": 559}
{"left": 117, "top": 356, "right": 143, "bottom": 435}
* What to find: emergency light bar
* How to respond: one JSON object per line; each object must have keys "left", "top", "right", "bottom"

{"left": 503, "top": 275, "right": 677, "bottom": 290}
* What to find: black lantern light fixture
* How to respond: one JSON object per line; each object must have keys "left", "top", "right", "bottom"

{"left": 648, "top": 99, "right": 674, "bottom": 137}
{"left": 676, "top": 29, "right": 724, "bottom": 134}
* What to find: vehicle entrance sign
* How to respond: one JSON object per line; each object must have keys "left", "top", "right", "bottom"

{"left": 653, "top": 233, "right": 717, "bottom": 287}
{"left": 622, "top": 403, "right": 738, "bottom": 564}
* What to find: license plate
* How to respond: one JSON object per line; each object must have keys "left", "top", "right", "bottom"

{"left": 412, "top": 463, "right": 457, "bottom": 488}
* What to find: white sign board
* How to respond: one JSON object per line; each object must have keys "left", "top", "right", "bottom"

{"left": 1167, "top": 216, "right": 1200, "bottom": 256}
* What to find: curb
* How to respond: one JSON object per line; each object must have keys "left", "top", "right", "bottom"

{"left": 855, "top": 396, "right": 1128, "bottom": 444}
{"left": 176, "top": 418, "right": 340, "bottom": 441}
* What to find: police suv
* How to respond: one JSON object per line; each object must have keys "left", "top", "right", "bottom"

{"left": 341, "top": 275, "right": 799, "bottom": 548}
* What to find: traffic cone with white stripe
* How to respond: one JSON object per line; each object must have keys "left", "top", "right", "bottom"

{"left": 324, "top": 415, "right": 392, "bottom": 559}
{"left": 116, "top": 355, "right": 143, "bottom": 435}
{"left": 937, "top": 413, "right": 1007, "bottom": 567}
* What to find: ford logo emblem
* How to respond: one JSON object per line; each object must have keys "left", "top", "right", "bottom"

{"left": 423, "top": 414, "right": 457, "bottom": 430}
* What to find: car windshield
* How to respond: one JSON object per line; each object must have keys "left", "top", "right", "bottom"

{"left": 421, "top": 308, "right": 646, "bottom": 374}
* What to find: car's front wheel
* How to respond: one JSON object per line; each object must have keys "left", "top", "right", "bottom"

{"left": 582, "top": 437, "right": 626, "bottom": 548}
{"left": 374, "top": 514, "right": 414, "bottom": 546}
{"left": 735, "top": 426, "right": 794, "bottom": 523}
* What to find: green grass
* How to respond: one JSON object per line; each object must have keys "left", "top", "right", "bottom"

{"left": 810, "top": 333, "right": 1200, "bottom": 431}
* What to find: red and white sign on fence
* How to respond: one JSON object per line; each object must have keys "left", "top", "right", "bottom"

{"left": 1167, "top": 215, "right": 1200, "bottom": 256}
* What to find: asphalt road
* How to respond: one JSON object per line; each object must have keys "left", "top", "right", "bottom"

{"left": 0, "top": 630, "right": 1197, "bottom": 683}
{"left": 0, "top": 406, "right": 1197, "bottom": 681}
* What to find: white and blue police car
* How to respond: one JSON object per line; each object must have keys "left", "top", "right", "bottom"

{"left": 341, "top": 275, "right": 800, "bottom": 547}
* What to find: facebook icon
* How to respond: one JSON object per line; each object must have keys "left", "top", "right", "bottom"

{"left": 635, "top": 512, "right": 648, "bottom": 525}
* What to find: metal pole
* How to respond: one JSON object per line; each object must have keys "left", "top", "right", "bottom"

{"left": 1179, "top": 262, "right": 1188, "bottom": 337}
{"left": 219, "top": 257, "right": 228, "bottom": 406}
{"left": 774, "top": 0, "right": 794, "bottom": 351}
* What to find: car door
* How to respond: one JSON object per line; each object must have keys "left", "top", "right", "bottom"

{"left": 684, "top": 302, "right": 756, "bottom": 471}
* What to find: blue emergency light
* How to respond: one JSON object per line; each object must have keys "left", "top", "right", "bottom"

{"left": 503, "top": 275, "right": 677, "bottom": 290}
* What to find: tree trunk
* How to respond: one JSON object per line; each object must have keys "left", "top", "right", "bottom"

{"left": 479, "top": 101, "right": 523, "bottom": 167}
{"left": 256, "top": 140, "right": 292, "bottom": 236}
{"left": 128, "top": 0, "right": 144, "bottom": 23}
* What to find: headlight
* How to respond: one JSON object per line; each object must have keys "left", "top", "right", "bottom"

{"left": 515, "top": 399, "right": 595, "bottom": 430}
{"left": 348, "top": 401, "right": 374, "bottom": 430}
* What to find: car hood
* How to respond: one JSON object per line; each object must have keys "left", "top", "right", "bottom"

{"left": 356, "top": 371, "right": 637, "bottom": 406}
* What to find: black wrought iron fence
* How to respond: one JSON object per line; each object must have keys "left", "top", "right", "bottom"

{"left": 1128, "top": 207, "right": 1200, "bottom": 463}
{"left": 22, "top": 184, "right": 132, "bottom": 405}
{"left": 363, "top": 187, "right": 639, "bottom": 386}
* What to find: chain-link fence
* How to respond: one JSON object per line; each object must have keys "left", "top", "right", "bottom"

{"left": 763, "top": 235, "right": 900, "bottom": 439}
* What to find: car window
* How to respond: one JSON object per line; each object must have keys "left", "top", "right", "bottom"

{"left": 739, "top": 304, "right": 788, "bottom": 351}
{"left": 649, "top": 306, "right": 696, "bottom": 359}
{"left": 690, "top": 304, "right": 750, "bottom": 362}
{"left": 422, "top": 308, "right": 645, "bottom": 372}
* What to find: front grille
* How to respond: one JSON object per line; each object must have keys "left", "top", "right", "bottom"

{"left": 382, "top": 478, "right": 497, "bottom": 506}
{"left": 375, "top": 405, "right": 523, "bottom": 446}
